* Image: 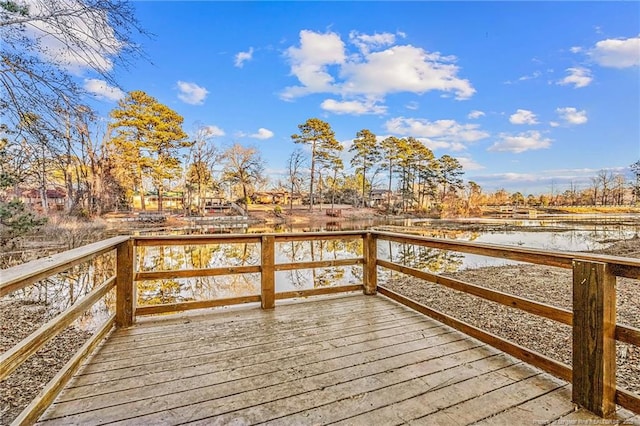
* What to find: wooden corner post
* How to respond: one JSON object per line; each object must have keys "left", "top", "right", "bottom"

{"left": 261, "top": 235, "right": 275, "bottom": 309}
{"left": 116, "top": 239, "right": 135, "bottom": 327}
{"left": 572, "top": 260, "right": 616, "bottom": 417}
{"left": 363, "top": 232, "right": 377, "bottom": 295}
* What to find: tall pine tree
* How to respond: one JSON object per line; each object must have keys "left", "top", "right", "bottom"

{"left": 108, "top": 91, "right": 190, "bottom": 211}
{"left": 349, "top": 129, "right": 380, "bottom": 207}
{"left": 291, "top": 118, "right": 342, "bottom": 210}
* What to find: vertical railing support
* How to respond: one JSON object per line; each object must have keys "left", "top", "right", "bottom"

{"left": 572, "top": 260, "right": 616, "bottom": 417}
{"left": 261, "top": 235, "right": 275, "bottom": 309}
{"left": 363, "top": 232, "right": 377, "bottom": 295}
{"left": 116, "top": 239, "right": 135, "bottom": 327}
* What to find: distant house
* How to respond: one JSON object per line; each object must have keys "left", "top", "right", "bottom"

{"left": 132, "top": 191, "right": 185, "bottom": 211}
{"left": 370, "top": 189, "right": 396, "bottom": 207}
{"left": 251, "top": 191, "right": 290, "bottom": 205}
{"left": 20, "top": 187, "right": 67, "bottom": 211}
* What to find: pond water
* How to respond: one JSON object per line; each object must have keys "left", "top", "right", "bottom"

{"left": 10, "top": 214, "right": 640, "bottom": 331}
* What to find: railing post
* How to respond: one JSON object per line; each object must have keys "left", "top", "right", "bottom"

{"left": 572, "top": 260, "right": 616, "bottom": 417}
{"left": 116, "top": 239, "right": 135, "bottom": 327}
{"left": 363, "top": 232, "right": 377, "bottom": 295}
{"left": 261, "top": 235, "right": 275, "bottom": 309}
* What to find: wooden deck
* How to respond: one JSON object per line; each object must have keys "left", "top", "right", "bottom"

{"left": 37, "top": 294, "right": 637, "bottom": 425}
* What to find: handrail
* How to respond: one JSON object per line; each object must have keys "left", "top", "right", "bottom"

{"left": 0, "top": 236, "right": 129, "bottom": 297}
{"left": 10, "top": 314, "right": 116, "bottom": 425}
{"left": 377, "top": 259, "right": 573, "bottom": 325}
{"left": 126, "top": 231, "right": 369, "bottom": 316}
{"left": 378, "top": 286, "right": 573, "bottom": 381}
{"left": 374, "top": 230, "right": 640, "bottom": 278}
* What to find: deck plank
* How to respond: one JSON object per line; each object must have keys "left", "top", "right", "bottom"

{"left": 59, "top": 319, "right": 445, "bottom": 402}
{"left": 331, "top": 363, "right": 539, "bottom": 425}
{"left": 231, "top": 351, "right": 513, "bottom": 425}
{"left": 41, "top": 333, "right": 477, "bottom": 424}
{"left": 52, "top": 324, "right": 455, "bottom": 413}
{"left": 411, "top": 374, "right": 565, "bottom": 424}
{"left": 89, "top": 302, "right": 409, "bottom": 359}
{"left": 35, "top": 294, "right": 636, "bottom": 425}
{"left": 69, "top": 312, "right": 432, "bottom": 384}
{"left": 472, "top": 385, "right": 575, "bottom": 425}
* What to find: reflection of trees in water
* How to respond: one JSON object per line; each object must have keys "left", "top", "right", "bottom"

{"left": 313, "top": 267, "right": 345, "bottom": 287}
{"left": 187, "top": 274, "right": 259, "bottom": 299}
{"left": 137, "top": 274, "right": 261, "bottom": 305}
{"left": 392, "top": 242, "right": 463, "bottom": 274}
{"left": 279, "top": 241, "right": 307, "bottom": 289}
{"left": 185, "top": 245, "right": 216, "bottom": 268}
{"left": 277, "top": 267, "right": 353, "bottom": 290}
{"left": 137, "top": 245, "right": 187, "bottom": 272}
{"left": 10, "top": 252, "right": 116, "bottom": 330}
{"left": 132, "top": 238, "right": 366, "bottom": 303}
{"left": 276, "top": 238, "right": 363, "bottom": 290}
{"left": 136, "top": 243, "right": 260, "bottom": 305}
{"left": 137, "top": 279, "right": 181, "bottom": 306}
{"left": 276, "top": 238, "right": 362, "bottom": 263}
{"left": 137, "top": 243, "right": 260, "bottom": 271}
{"left": 222, "top": 243, "right": 259, "bottom": 266}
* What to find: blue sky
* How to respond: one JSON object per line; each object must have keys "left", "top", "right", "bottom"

{"left": 83, "top": 1, "right": 640, "bottom": 195}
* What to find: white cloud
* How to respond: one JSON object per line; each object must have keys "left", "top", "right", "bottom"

{"left": 20, "top": 0, "right": 122, "bottom": 74}
{"left": 556, "top": 107, "right": 588, "bottom": 125}
{"left": 282, "top": 29, "right": 475, "bottom": 106}
{"left": 349, "top": 31, "right": 397, "bottom": 54}
{"left": 282, "top": 30, "right": 346, "bottom": 98}
{"left": 467, "top": 110, "right": 485, "bottom": 119}
{"left": 249, "top": 128, "right": 274, "bottom": 140}
{"left": 509, "top": 109, "right": 538, "bottom": 125}
{"left": 83, "top": 78, "right": 124, "bottom": 101}
{"left": 385, "top": 117, "right": 489, "bottom": 150}
{"left": 234, "top": 47, "right": 254, "bottom": 68}
{"left": 340, "top": 45, "right": 475, "bottom": 100}
{"left": 518, "top": 71, "right": 542, "bottom": 81}
{"left": 570, "top": 46, "right": 583, "bottom": 54}
{"left": 590, "top": 35, "right": 640, "bottom": 68}
{"left": 177, "top": 81, "right": 209, "bottom": 105}
{"left": 558, "top": 67, "right": 592, "bottom": 88}
{"left": 456, "top": 156, "right": 485, "bottom": 171}
{"left": 321, "top": 98, "right": 386, "bottom": 115}
{"left": 549, "top": 121, "right": 560, "bottom": 128}
{"left": 488, "top": 131, "right": 552, "bottom": 153}
{"left": 405, "top": 101, "right": 419, "bottom": 110}
{"left": 202, "top": 125, "right": 225, "bottom": 137}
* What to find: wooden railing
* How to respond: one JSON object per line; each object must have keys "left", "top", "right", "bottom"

{"left": 1, "top": 230, "right": 639, "bottom": 424}
{"left": 0, "top": 236, "right": 130, "bottom": 425}
{"left": 372, "top": 231, "right": 640, "bottom": 416}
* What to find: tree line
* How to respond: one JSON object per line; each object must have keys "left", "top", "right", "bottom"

{"left": 3, "top": 88, "right": 640, "bottom": 229}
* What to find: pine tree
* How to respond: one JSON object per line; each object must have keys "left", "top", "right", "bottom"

{"left": 291, "top": 118, "right": 342, "bottom": 210}
{"left": 108, "top": 91, "right": 189, "bottom": 211}
{"left": 349, "top": 129, "right": 380, "bottom": 207}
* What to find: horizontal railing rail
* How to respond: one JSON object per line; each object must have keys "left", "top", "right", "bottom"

{"left": 0, "top": 236, "right": 129, "bottom": 297}
{"left": 1, "top": 230, "right": 639, "bottom": 424}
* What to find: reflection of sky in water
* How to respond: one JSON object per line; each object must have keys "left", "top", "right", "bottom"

{"left": 379, "top": 227, "right": 638, "bottom": 271}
